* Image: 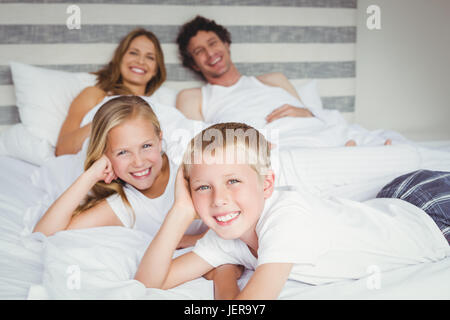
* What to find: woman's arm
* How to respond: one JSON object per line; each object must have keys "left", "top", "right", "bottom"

{"left": 33, "top": 155, "right": 120, "bottom": 236}
{"left": 55, "top": 86, "right": 105, "bottom": 156}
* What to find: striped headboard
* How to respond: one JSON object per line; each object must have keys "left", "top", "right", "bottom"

{"left": 0, "top": 0, "right": 357, "bottom": 133}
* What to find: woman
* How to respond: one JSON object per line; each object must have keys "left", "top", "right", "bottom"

{"left": 55, "top": 28, "right": 166, "bottom": 156}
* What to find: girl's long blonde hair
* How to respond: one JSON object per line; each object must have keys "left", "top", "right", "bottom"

{"left": 73, "top": 96, "right": 162, "bottom": 222}
{"left": 93, "top": 28, "right": 166, "bottom": 96}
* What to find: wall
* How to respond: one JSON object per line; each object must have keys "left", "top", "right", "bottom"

{"left": 355, "top": 0, "right": 450, "bottom": 141}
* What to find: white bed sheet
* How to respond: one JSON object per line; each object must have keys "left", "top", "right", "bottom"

{"left": 1, "top": 149, "right": 449, "bottom": 300}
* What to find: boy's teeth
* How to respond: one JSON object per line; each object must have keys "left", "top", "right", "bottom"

{"left": 133, "top": 168, "right": 149, "bottom": 177}
{"left": 216, "top": 212, "right": 239, "bottom": 222}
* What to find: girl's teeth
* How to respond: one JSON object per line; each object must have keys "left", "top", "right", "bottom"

{"left": 216, "top": 212, "right": 239, "bottom": 222}
{"left": 133, "top": 168, "right": 149, "bottom": 177}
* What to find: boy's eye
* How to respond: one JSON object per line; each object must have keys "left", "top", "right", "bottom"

{"left": 195, "top": 185, "right": 210, "bottom": 191}
{"left": 228, "top": 179, "right": 240, "bottom": 184}
{"left": 143, "top": 143, "right": 152, "bottom": 149}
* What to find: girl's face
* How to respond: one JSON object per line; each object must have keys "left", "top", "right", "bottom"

{"left": 120, "top": 35, "right": 158, "bottom": 93}
{"left": 105, "top": 116, "right": 163, "bottom": 193}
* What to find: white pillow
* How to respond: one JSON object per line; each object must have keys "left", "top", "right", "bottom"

{"left": 0, "top": 123, "right": 54, "bottom": 165}
{"left": 10, "top": 62, "right": 97, "bottom": 146}
{"left": 0, "top": 62, "right": 96, "bottom": 165}
{"left": 296, "top": 79, "right": 323, "bottom": 111}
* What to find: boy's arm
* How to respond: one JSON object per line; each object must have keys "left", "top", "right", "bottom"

{"left": 235, "top": 263, "right": 293, "bottom": 300}
{"left": 204, "top": 264, "right": 244, "bottom": 300}
{"left": 134, "top": 208, "right": 213, "bottom": 289}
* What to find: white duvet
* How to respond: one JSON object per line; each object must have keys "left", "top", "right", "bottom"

{"left": 2, "top": 96, "right": 450, "bottom": 299}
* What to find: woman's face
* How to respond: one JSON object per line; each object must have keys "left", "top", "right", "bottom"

{"left": 120, "top": 35, "right": 158, "bottom": 93}
{"left": 105, "top": 116, "right": 163, "bottom": 193}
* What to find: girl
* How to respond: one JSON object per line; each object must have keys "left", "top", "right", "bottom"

{"left": 55, "top": 28, "right": 166, "bottom": 156}
{"left": 34, "top": 96, "right": 206, "bottom": 244}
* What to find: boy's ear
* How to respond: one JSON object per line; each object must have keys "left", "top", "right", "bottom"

{"left": 262, "top": 170, "right": 275, "bottom": 199}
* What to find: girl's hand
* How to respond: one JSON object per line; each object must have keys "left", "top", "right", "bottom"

{"left": 173, "top": 167, "right": 198, "bottom": 220}
{"left": 86, "top": 154, "right": 117, "bottom": 184}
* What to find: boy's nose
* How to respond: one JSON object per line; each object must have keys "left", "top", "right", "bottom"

{"left": 213, "top": 187, "right": 229, "bottom": 207}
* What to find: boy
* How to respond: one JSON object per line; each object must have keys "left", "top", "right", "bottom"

{"left": 134, "top": 122, "right": 449, "bottom": 300}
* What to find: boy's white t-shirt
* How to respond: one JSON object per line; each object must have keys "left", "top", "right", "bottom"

{"left": 106, "top": 158, "right": 206, "bottom": 237}
{"left": 193, "top": 189, "right": 449, "bottom": 285}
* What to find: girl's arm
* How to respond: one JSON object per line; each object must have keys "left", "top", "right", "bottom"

{"left": 33, "top": 155, "right": 120, "bottom": 236}
{"left": 55, "top": 86, "right": 105, "bottom": 156}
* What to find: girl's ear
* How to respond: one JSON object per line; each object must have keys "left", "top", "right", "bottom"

{"left": 262, "top": 170, "right": 275, "bottom": 199}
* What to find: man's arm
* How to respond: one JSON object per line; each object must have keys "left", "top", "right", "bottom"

{"left": 258, "top": 72, "right": 314, "bottom": 122}
{"left": 257, "top": 72, "right": 303, "bottom": 102}
{"left": 175, "top": 88, "right": 204, "bottom": 121}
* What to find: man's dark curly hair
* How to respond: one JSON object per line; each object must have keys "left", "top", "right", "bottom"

{"left": 176, "top": 15, "right": 231, "bottom": 77}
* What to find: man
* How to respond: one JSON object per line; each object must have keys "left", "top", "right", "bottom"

{"left": 175, "top": 15, "right": 314, "bottom": 126}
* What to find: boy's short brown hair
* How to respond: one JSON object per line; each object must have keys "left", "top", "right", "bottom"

{"left": 182, "top": 122, "right": 271, "bottom": 178}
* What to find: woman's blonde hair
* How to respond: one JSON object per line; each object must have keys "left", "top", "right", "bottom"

{"left": 73, "top": 96, "right": 162, "bottom": 222}
{"left": 93, "top": 28, "right": 166, "bottom": 96}
{"left": 182, "top": 122, "right": 271, "bottom": 179}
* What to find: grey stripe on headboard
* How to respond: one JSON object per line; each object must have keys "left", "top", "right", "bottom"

{"left": 1, "top": 0, "right": 356, "bottom": 8}
{"left": 0, "top": 25, "right": 356, "bottom": 44}
{"left": 0, "top": 0, "right": 357, "bottom": 129}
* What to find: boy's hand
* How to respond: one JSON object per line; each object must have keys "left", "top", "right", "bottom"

{"left": 86, "top": 154, "right": 117, "bottom": 184}
{"left": 173, "top": 167, "right": 199, "bottom": 220}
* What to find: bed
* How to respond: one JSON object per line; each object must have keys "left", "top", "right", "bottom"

{"left": 1, "top": 1, "right": 449, "bottom": 300}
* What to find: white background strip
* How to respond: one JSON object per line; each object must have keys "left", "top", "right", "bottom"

{"left": 0, "top": 4, "right": 356, "bottom": 26}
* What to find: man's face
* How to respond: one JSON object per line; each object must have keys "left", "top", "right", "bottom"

{"left": 187, "top": 30, "right": 233, "bottom": 80}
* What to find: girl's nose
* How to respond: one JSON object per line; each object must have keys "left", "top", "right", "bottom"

{"left": 133, "top": 153, "right": 145, "bottom": 167}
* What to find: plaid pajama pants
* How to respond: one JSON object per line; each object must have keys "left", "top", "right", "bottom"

{"left": 377, "top": 169, "right": 450, "bottom": 244}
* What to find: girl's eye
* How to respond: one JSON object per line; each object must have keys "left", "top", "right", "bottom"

{"left": 117, "top": 150, "right": 127, "bottom": 156}
{"left": 129, "top": 51, "right": 137, "bottom": 55}
{"left": 228, "top": 179, "right": 240, "bottom": 185}
{"left": 143, "top": 143, "right": 152, "bottom": 149}
{"left": 146, "top": 55, "right": 155, "bottom": 60}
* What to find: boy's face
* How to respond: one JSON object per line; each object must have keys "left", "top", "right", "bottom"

{"left": 188, "top": 156, "right": 274, "bottom": 241}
